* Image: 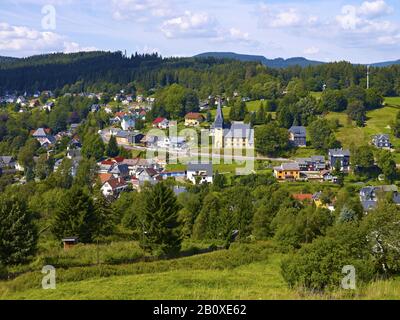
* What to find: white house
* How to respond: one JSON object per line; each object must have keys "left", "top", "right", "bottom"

{"left": 186, "top": 163, "right": 213, "bottom": 184}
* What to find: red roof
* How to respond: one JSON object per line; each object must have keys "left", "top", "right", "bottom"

{"left": 292, "top": 194, "right": 313, "bottom": 201}
{"left": 113, "top": 157, "right": 125, "bottom": 163}
{"left": 153, "top": 117, "right": 166, "bottom": 125}
{"left": 106, "top": 178, "right": 128, "bottom": 189}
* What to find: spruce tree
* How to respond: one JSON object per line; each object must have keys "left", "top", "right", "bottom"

{"left": 52, "top": 187, "right": 97, "bottom": 243}
{"left": 140, "top": 183, "right": 182, "bottom": 256}
{"left": 106, "top": 135, "right": 119, "bottom": 158}
{"left": 94, "top": 193, "right": 116, "bottom": 237}
{"left": 0, "top": 196, "right": 37, "bottom": 265}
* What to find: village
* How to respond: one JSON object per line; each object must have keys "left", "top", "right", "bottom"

{"left": 1, "top": 88, "right": 399, "bottom": 218}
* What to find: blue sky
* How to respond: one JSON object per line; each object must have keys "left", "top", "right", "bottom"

{"left": 1, "top": 0, "right": 400, "bottom": 63}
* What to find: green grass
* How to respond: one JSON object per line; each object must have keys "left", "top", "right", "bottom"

{"left": 310, "top": 91, "right": 322, "bottom": 100}
{"left": 324, "top": 99, "right": 400, "bottom": 161}
{"left": 2, "top": 241, "right": 400, "bottom": 300}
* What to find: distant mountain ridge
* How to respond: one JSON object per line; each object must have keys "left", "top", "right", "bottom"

{"left": 194, "top": 52, "right": 400, "bottom": 68}
{"left": 370, "top": 59, "right": 400, "bottom": 67}
{"left": 194, "top": 52, "right": 324, "bottom": 68}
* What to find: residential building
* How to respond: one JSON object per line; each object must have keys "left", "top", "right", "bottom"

{"left": 185, "top": 113, "right": 205, "bottom": 126}
{"left": 289, "top": 126, "right": 307, "bottom": 147}
{"left": 372, "top": 134, "right": 391, "bottom": 149}
{"left": 115, "top": 131, "right": 144, "bottom": 145}
{"left": 186, "top": 163, "right": 213, "bottom": 184}
{"left": 152, "top": 117, "right": 169, "bottom": 129}
{"left": 295, "top": 156, "right": 326, "bottom": 171}
{"left": 328, "top": 149, "right": 351, "bottom": 172}
{"left": 101, "top": 178, "right": 129, "bottom": 197}
{"left": 273, "top": 163, "right": 301, "bottom": 180}
{"left": 360, "top": 185, "right": 400, "bottom": 212}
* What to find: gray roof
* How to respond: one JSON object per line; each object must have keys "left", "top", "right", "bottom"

{"left": 289, "top": 126, "right": 306, "bottom": 137}
{"left": 187, "top": 163, "right": 213, "bottom": 176}
{"left": 274, "top": 162, "right": 300, "bottom": 171}
{"left": 329, "top": 149, "right": 350, "bottom": 157}
{"left": 212, "top": 99, "right": 224, "bottom": 129}
{"left": 225, "top": 122, "right": 253, "bottom": 140}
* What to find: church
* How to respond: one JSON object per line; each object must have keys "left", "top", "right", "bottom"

{"left": 211, "top": 100, "right": 254, "bottom": 149}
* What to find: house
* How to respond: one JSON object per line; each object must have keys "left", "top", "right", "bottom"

{"left": 372, "top": 134, "right": 391, "bottom": 149}
{"left": 101, "top": 178, "right": 129, "bottom": 197}
{"left": 109, "top": 164, "right": 129, "bottom": 179}
{"left": 157, "top": 136, "right": 187, "bottom": 150}
{"left": 211, "top": 100, "right": 254, "bottom": 149}
{"left": 273, "top": 163, "right": 301, "bottom": 181}
{"left": 289, "top": 126, "right": 307, "bottom": 147}
{"left": 115, "top": 131, "right": 144, "bottom": 145}
{"left": 32, "top": 128, "right": 56, "bottom": 148}
{"left": 360, "top": 185, "right": 400, "bottom": 212}
{"left": 121, "top": 116, "right": 136, "bottom": 131}
{"left": 185, "top": 113, "right": 205, "bottom": 126}
{"left": 295, "top": 156, "right": 326, "bottom": 171}
{"left": 137, "top": 168, "right": 162, "bottom": 185}
{"left": 152, "top": 117, "right": 169, "bottom": 129}
{"left": 186, "top": 163, "right": 213, "bottom": 184}
{"left": 0, "top": 156, "right": 16, "bottom": 175}
{"left": 328, "top": 149, "right": 351, "bottom": 172}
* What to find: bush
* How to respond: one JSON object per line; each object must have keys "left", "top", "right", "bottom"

{"left": 281, "top": 237, "right": 375, "bottom": 292}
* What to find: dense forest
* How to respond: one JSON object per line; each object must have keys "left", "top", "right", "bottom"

{"left": 1, "top": 51, "right": 400, "bottom": 98}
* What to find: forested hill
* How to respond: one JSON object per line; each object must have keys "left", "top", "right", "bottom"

{"left": 1, "top": 50, "right": 400, "bottom": 97}
{"left": 194, "top": 52, "right": 324, "bottom": 68}
{"left": 0, "top": 56, "right": 19, "bottom": 64}
{"left": 0, "top": 51, "right": 166, "bottom": 93}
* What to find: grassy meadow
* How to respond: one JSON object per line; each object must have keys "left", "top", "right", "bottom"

{"left": 1, "top": 241, "right": 400, "bottom": 300}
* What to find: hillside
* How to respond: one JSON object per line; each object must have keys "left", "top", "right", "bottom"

{"left": 2, "top": 241, "right": 400, "bottom": 300}
{"left": 194, "top": 52, "right": 324, "bottom": 68}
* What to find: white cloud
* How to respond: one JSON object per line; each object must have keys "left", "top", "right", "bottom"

{"left": 111, "top": 0, "right": 173, "bottom": 21}
{"left": 0, "top": 22, "right": 97, "bottom": 55}
{"left": 161, "top": 11, "right": 218, "bottom": 38}
{"left": 358, "top": 0, "right": 392, "bottom": 18}
{"left": 0, "top": 22, "right": 62, "bottom": 51}
{"left": 63, "top": 41, "right": 97, "bottom": 53}
{"left": 258, "top": 4, "right": 319, "bottom": 29}
{"left": 304, "top": 46, "right": 320, "bottom": 55}
{"left": 336, "top": 1, "right": 394, "bottom": 31}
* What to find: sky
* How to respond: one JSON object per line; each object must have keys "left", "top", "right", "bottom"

{"left": 1, "top": 0, "right": 400, "bottom": 63}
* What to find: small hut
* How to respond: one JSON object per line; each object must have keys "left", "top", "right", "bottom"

{"left": 62, "top": 237, "right": 79, "bottom": 251}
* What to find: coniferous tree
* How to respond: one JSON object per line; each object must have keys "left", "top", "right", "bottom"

{"left": 139, "top": 183, "right": 182, "bottom": 256}
{"left": 106, "top": 135, "right": 119, "bottom": 158}
{"left": 94, "top": 193, "right": 117, "bottom": 237}
{"left": 0, "top": 196, "right": 37, "bottom": 265}
{"left": 52, "top": 187, "right": 97, "bottom": 243}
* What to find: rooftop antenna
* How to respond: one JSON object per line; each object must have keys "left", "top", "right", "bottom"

{"left": 367, "top": 65, "right": 370, "bottom": 89}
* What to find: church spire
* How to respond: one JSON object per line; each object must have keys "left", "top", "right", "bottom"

{"left": 213, "top": 98, "right": 224, "bottom": 129}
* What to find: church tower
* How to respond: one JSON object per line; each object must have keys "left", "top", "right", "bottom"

{"left": 212, "top": 99, "right": 225, "bottom": 149}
